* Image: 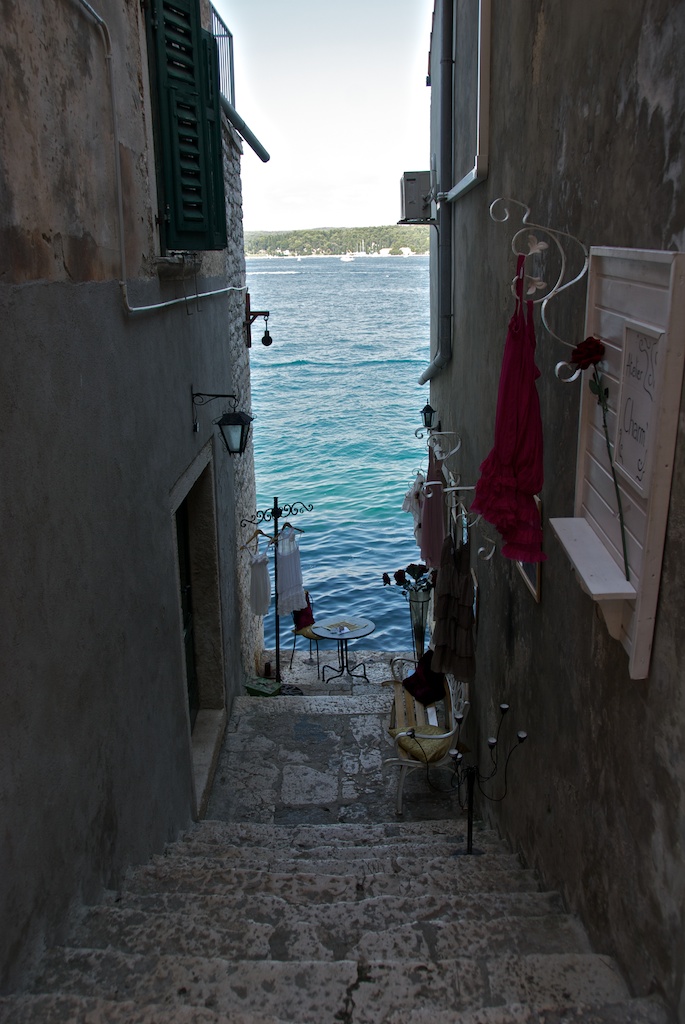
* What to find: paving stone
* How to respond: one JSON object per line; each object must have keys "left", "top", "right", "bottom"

{"left": 26, "top": 950, "right": 483, "bottom": 1022}
{"left": 383, "top": 996, "right": 673, "bottom": 1024}
{"left": 0, "top": 994, "right": 291, "bottom": 1024}
{"left": 71, "top": 899, "right": 590, "bottom": 962}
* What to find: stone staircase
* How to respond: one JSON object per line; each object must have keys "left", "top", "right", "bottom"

{"left": 0, "top": 817, "right": 672, "bottom": 1023}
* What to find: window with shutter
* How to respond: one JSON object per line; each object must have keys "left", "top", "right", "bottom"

{"left": 147, "top": 0, "right": 227, "bottom": 251}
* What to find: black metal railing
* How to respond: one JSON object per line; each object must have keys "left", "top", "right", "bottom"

{"left": 210, "top": 5, "right": 235, "bottom": 106}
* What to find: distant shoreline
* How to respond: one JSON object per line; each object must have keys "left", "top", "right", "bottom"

{"left": 244, "top": 223, "right": 430, "bottom": 259}
{"left": 245, "top": 251, "right": 428, "bottom": 259}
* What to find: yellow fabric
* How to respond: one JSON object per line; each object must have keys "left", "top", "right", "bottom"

{"left": 293, "top": 626, "right": 318, "bottom": 640}
{"left": 388, "top": 724, "right": 453, "bottom": 763}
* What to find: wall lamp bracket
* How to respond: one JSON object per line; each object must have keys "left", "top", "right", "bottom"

{"left": 191, "top": 390, "right": 253, "bottom": 455}
{"left": 245, "top": 291, "right": 272, "bottom": 347}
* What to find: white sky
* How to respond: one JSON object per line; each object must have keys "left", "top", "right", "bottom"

{"left": 213, "top": 0, "right": 434, "bottom": 232}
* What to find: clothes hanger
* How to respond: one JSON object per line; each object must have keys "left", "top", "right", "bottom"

{"left": 241, "top": 527, "right": 270, "bottom": 551}
{"left": 280, "top": 521, "right": 304, "bottom": 533}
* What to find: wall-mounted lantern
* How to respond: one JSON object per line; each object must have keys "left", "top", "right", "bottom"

{"left": 192, "top": 390, "right": 253, "bottom": 455}
{"left": 421, "top": 403, "right": 437, "bottom": 429}
{"left": 216, "top": 409, "right": 254, "bottom": 455}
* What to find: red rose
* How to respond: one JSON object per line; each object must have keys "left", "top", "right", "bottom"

{"left": 394, "top": 569, "right": 407, "bottom": 585}
{"left": 570, "top": 336, "right": 605, "bottom": 369}
{"left": 382, "top": 573, "right": 391, "bottom": 585}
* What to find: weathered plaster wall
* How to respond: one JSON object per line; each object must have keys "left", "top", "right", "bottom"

{"left": 0, "top": 0, "right": 253, "bottom": 990}
{"left": 0, "top": 0, "right": 154, "bottom": 282}
{"left": 428, "top": 0, "right": 685, "bottom": 1016}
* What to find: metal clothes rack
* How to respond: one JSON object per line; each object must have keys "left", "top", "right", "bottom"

{"left": 241, "top": 496, "right": 313, "bottom": 682}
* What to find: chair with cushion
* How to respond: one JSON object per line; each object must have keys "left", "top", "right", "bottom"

{"left": 289, "top": 591, "right": 320, "bottom": 677}
{"left": 383, "top": 650, "right": 470, "bottom": 815}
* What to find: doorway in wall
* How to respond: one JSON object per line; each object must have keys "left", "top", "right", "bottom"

{"left": 176, "top": 497, "right": 200, "bottom": 728}
{"left": 174, "top": 463, "right": 225, "bottom": 733}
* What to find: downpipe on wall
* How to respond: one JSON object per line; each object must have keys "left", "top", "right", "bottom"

{"left": 419, "top": 0, "right": 454, "bottom": 385}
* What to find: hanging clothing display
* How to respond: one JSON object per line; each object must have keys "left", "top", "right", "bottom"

{"left": 471, "top": 254, "right": 546, "bottom": 562}
{"left": 431, "top": 532, "right": 475, "bottom": 678}
{"left": 249, "top": 547, "right": 271, "bottom": 617}
{"left": 402, "top": 471, "right": 425, "bottom": 548}
{"left": 277, "top": 525, "right": 307, "bottom": 615}
{"left": 419, "top": 447, "right": 445, "bottom": 569}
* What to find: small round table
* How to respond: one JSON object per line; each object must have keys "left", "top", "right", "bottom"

{"left": 311, "top": 617, "right": 375, "bottom": 682}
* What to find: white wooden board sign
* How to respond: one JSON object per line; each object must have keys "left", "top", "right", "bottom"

{"left": 551, "top": 248, "right": 685, "bottom": 679}
{"left": 614, "top": 322, "right": 664, "bottom": 496}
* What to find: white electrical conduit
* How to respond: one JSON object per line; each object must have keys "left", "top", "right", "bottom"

{"left": 74, "top": 0, "right": 246, "bottom": 315}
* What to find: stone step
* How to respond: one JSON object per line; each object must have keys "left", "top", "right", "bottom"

{"left": 0, "top": 993, "right": 292, "bottom": 1024}
{"left": 27, "top": 949, "right": 631, "bottom": 1023}
{"left": 150, "top": 845, "right": 517, "bottom": 879}
{"left": 95, "top": 885, "right": 567, "bottom": 926}
{"left": 173, "top": 833, "right": 509, "bottom": 863}
{"left": 186, "top": 817, "right": 496, "bottom": 849}
{"left": 380, "top": 995, "right": 674, "bottom": 1024}
{"left": 72, "top": 899, "right": 590, "bottom": 962}
{"left": 123, "top": 854, "right": 540, "bottom": 901}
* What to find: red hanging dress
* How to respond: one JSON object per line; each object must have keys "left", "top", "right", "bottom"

{"left": 471, "top": 254, "right": 546, "bottom": 562}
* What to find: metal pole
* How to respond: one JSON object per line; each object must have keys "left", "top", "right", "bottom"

{"left": 466, "top": 765, "right": 476, "bottom": 855}
{"left": 273, "top": 496, "right": 281, "bottom": 682}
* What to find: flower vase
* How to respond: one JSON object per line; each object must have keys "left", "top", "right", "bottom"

{"left": 408, "top": 590, "right": 430, "bottom": 660}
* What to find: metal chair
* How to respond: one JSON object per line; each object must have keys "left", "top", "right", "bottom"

{"left": 289, "top": 591, "right": 320, "bottom": 677}
{"left": 383, "top": 655, "right": 470, "bottom": 815}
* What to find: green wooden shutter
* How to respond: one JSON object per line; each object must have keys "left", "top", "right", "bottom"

{"left": 201, "top": 30, "right": 227, "bottom": 250}
{"left": 149, "top": 0, "right": 226, "bottom": 251}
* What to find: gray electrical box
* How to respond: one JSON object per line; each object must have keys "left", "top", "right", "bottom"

{"left": 398, "top": 171, "right": 432, "bottom": 223}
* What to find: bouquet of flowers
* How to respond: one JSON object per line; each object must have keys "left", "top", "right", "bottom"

{"left": 382, "top": 563, "right": 436, "bottom": 594}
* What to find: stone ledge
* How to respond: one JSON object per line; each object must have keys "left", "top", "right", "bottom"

{"left": 191, "top": 709, "right": 227, "bottom": 820}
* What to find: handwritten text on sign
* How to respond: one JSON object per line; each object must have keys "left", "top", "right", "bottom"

{"left": 615, "top": 323, "right": 663, "bottom": 496}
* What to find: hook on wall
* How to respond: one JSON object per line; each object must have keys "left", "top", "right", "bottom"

{"left": 428, "top": 431, "right": 462, "bottom": 461}
{"left": 490, "top": 197, "right": 589, "bottom": 350}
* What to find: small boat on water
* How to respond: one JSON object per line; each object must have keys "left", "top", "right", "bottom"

{"left": 340, "top": 254, "right": 354, "bottom": 262}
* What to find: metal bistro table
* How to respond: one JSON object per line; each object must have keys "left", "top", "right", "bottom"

{"left": 311, "top": 617, "right": 375, "bottom": 682}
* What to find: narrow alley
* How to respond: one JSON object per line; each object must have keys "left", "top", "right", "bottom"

{"left": 0, "top": 652, "right": 671, "bottom": 1023}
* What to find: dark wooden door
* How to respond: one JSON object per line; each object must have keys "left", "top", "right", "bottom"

{"left": 176, "top": 499, "right": 199, "bottom": 729}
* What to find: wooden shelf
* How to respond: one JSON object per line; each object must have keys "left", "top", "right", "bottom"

{"left": 550, "top": 517, "right": 636, "bottom": 640}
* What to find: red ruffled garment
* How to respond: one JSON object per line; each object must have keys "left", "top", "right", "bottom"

{"left": 471, "top": 254, "right": 546, "bottom": 563}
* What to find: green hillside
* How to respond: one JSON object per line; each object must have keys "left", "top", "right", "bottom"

{"left": 244, "top": 225, "right": 430, "bottom": 257}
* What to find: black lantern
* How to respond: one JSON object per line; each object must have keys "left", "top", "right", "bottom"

{"left": 217, "top": 410, "right": 253, "bottom": 455}
{"left": 421, "top": 403, "right": 437, "bottom": 429}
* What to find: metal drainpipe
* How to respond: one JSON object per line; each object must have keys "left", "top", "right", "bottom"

{"left": 74, "top": 0, "right": 248, "bottom": 315}
{"left": 220, "top": 97, "right": 270, "bottom": 163}
{"left": 419, "top": 0, "right": 454, "bottom": 385}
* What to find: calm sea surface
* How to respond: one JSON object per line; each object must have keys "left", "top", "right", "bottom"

{"left": 246, "top": 254, "right": 430, "bottom": 652}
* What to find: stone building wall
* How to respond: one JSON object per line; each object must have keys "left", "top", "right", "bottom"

{"left": 221, "top": 123, "right": 263, "bottom": 678}
{"left": 0, "top": 0, "right": 256, "bottom": 990}
{"left": 427, "top": 0, "right": 685, "bottom": 1016}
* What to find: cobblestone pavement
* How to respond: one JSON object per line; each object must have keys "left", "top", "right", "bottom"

{"left": 207, "top": 649, "right": 467, "bottom": 825}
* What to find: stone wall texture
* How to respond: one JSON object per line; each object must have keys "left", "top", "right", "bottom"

{"left": 221, "top": 124, "right": 264, "bottom": 678}
{"left": 427, "top": 1, "right": 685, "bottom": 1018}
{"left": 0, "top": 0, "right": 258, "bottom": 990}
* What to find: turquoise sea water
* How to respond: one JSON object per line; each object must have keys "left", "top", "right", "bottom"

{"left": 246, "top": 254, "right": 430, "bottom": 652}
